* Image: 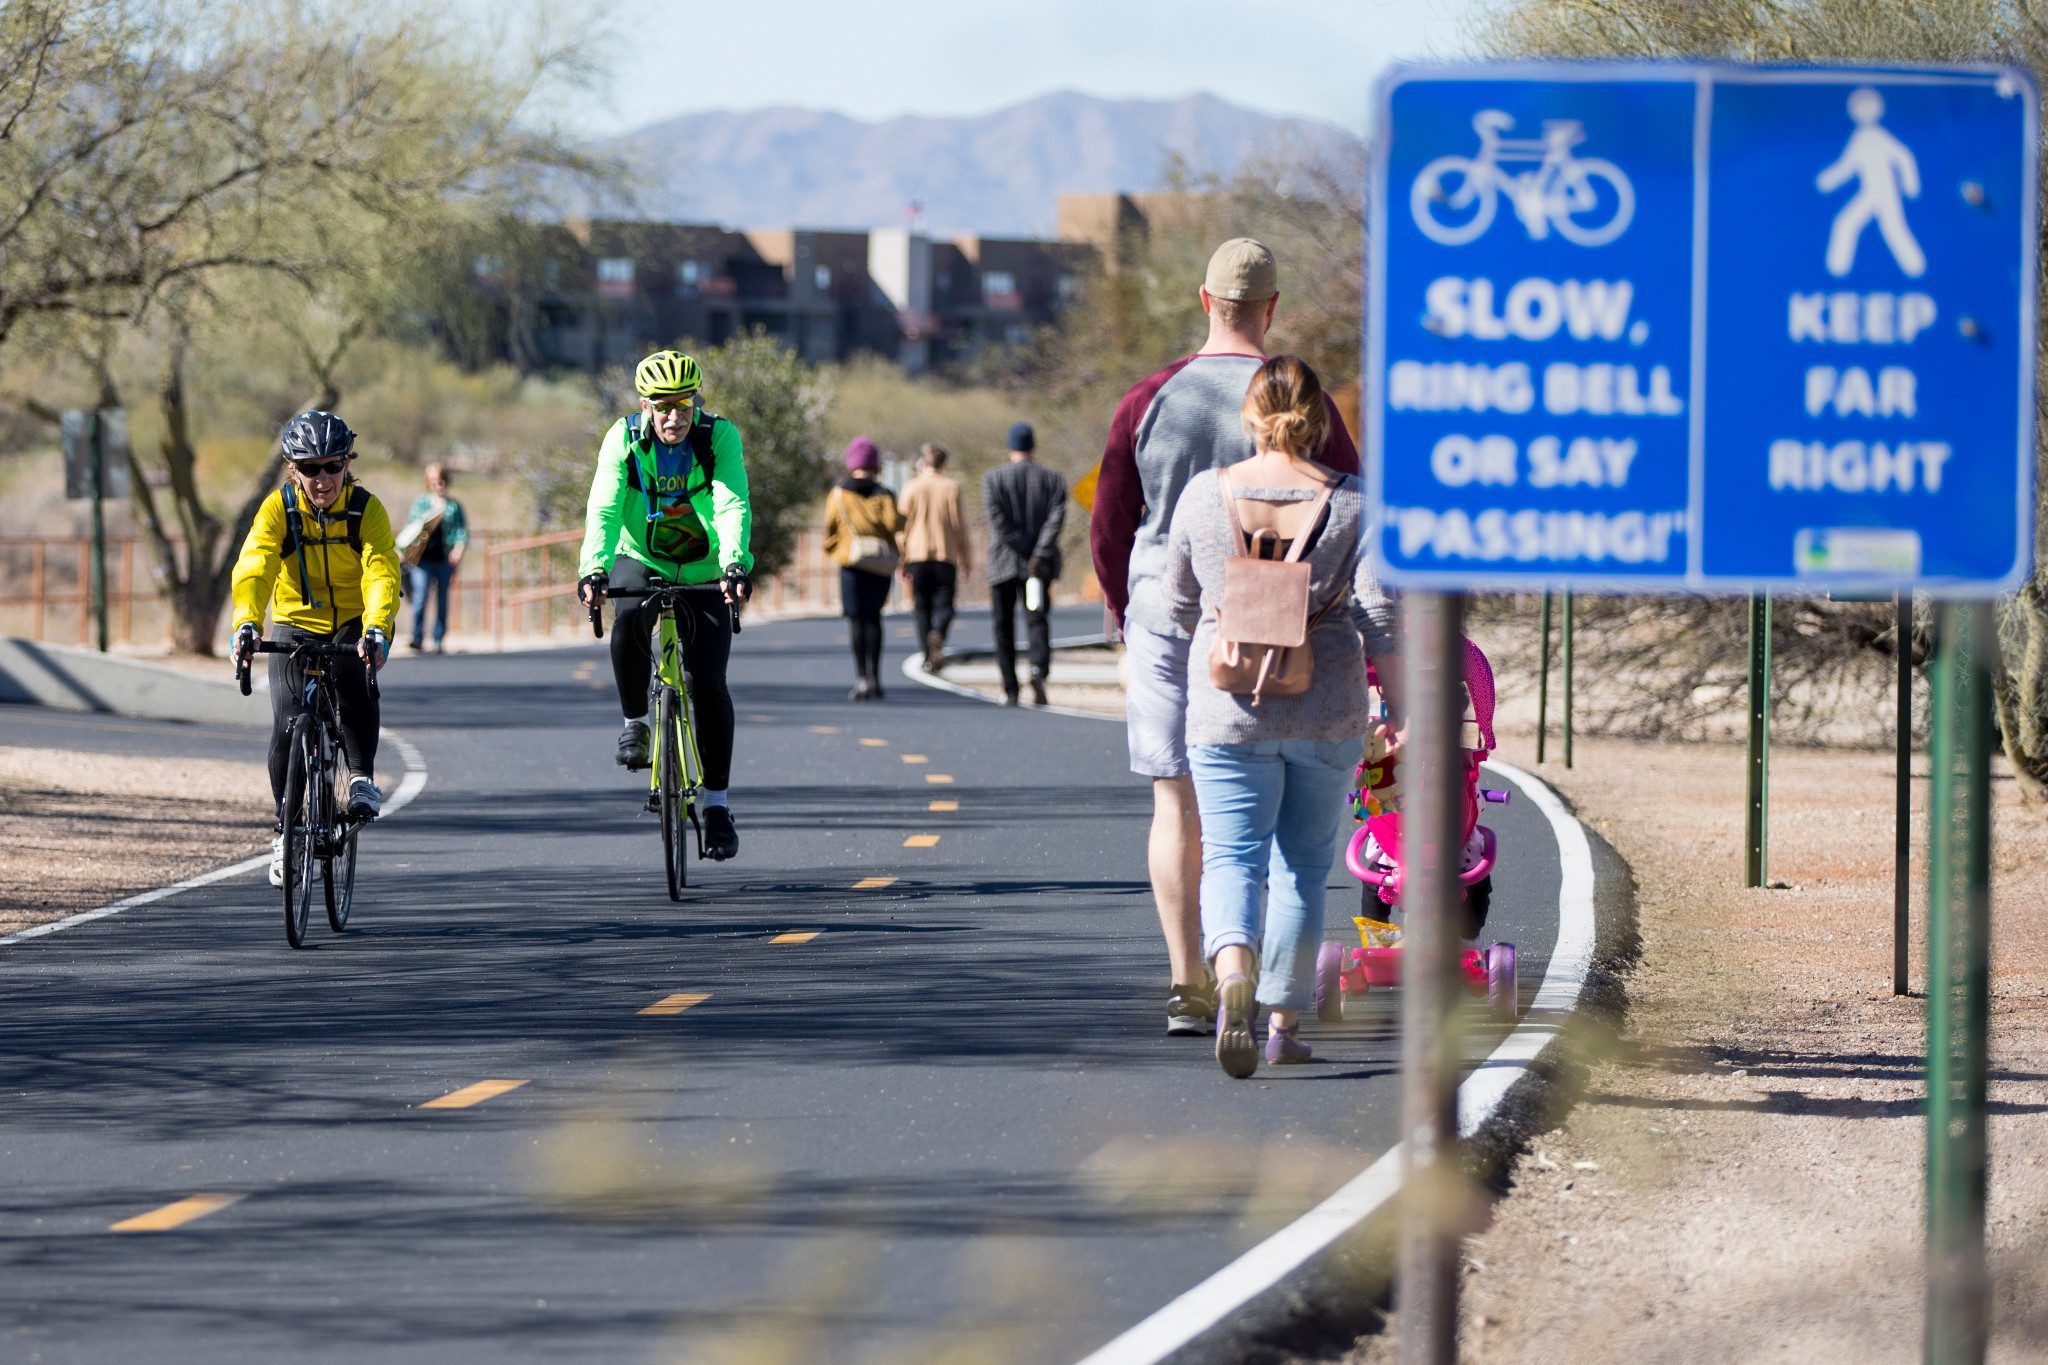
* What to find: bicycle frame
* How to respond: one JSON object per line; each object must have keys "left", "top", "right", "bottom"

{"left": 648, "top": 602, "right": 705, "bottom": 812}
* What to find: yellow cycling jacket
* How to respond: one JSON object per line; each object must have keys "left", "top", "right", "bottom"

{"left": 230, "top": 483, "right": 402, "bottom": 637}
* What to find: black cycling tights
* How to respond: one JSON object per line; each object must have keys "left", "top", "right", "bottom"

{"left": 608, "top": 560, "right": 735, "bottom": 791}
{"left": 267, "top": 621, "right": 378, "bottom": 809}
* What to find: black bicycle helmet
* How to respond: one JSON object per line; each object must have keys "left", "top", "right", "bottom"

{"left": 279, "top": 410, "right": 356, "bottom": 463}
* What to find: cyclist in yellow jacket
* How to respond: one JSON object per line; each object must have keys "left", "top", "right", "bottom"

{"left": 229, "top": 411, "right": 401, "bottom": 886}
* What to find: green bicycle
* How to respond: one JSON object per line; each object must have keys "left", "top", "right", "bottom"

{"left": 594, "top": 582, "right": 737, "bottom": 899}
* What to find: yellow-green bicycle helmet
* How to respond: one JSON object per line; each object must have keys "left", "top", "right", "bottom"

{"left": 634, "top": 349, "right": 702, "bottom": 399}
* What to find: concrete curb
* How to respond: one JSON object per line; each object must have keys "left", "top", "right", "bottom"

{"left": 0, "top": 636, "right": 264, "bottom": 729}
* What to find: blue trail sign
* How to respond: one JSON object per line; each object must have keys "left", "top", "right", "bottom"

{"left": 1366, "top": 64, "right": 2038, "bottom": 594}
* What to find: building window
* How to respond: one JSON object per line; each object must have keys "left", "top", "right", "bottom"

{"left": 982, "top": 271, "right": 1020, "bottom": 310}
{"left": 596, "top": 257, "right": 635, "bottom": 300}
{"left": 678, "top": 260, "right": 703, "bottom": 294}
{"left": 814, "top": 265, "right": 833, "bottom": 291}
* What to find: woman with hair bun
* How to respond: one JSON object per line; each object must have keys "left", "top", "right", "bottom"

{"left": 1161, "top": 355, "right": 1402, "bottom": 1078}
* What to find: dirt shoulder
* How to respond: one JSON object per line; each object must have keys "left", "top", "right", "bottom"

{"left": 1346, "top": 733, "right": 2048, "bottom": 1363}
{"left": 0, "top": 745, "right": 270, "bottom": 935}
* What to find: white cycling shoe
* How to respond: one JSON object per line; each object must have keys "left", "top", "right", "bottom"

{"left": 268, "top": 835, "right": 285, "bottom": 887}
{"left": 347, "top": 776, "right": 384, "bottom": 820}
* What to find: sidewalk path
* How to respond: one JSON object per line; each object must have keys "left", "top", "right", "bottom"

{"left": 0, "top": 610, "right": 1566, "bottom": 1362}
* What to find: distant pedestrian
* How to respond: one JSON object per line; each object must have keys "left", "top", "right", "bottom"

{"left": 1163, "top": 355, "right": 1397, "bottom": 1077}
{"left": 899, "top": 442, "right": 967, "bottom": 672}
{"left": 981, "top": 421, "right": 1066, "bottom": 707}
{"left": 401, "top": 464, "right": 467, "bottom": 654}
{"left": 823, "top": 436, "right": 904, "bottom": 701}
{"left": 1090, "top": 237, "right": 1361, "bottom": 1037}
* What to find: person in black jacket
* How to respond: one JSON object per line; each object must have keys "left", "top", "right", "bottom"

{"left": 981, "top": 422, "right": 1067, "bottom": 706}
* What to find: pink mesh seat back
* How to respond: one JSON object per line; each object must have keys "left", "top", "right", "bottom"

{"left": 1462, "top": 639, "right": 1497, "bottom": 750}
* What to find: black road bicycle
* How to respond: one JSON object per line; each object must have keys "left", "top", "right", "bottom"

{"left": 238, "top": 640, "right": 379, "bottom": 947}
{"left": 591, "top": 583, "right": 739, "bottom": 899}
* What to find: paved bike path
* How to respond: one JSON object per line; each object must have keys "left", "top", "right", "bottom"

{"left": 0, "top": 610, "right": 1564, "bottom": 1362}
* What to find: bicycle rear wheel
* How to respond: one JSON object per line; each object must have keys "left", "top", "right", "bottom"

{"left": 657, "top": 686, "right": 688, "bottom": 899}
{"left": 281, "top": 716, "right": 319, "bottom": 948}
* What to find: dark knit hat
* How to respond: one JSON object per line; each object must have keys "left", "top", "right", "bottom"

{"left": 1007, "top": 422, "right": 1035, "bottom": 453}
{"left": 844, "top": 435, "right": 880, "bottom": 472}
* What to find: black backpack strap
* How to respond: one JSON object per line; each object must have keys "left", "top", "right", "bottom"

{"left": 342, "top": 483, "right": 370, "bottom": 554}
{"left": 280, "top": 483, "right": 316, "bottom": 608}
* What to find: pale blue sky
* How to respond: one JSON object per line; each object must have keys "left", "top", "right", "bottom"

{"left": 514, "top": 0, "right": 1489, "bottom": 135}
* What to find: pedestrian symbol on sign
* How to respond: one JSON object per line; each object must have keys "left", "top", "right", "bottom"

{"left": 1817, "top": 87, "right": 1927, "bottom": 278}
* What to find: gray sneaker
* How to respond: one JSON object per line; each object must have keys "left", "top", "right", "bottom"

{"left": 346, "top": 776, "right": 383, "bottom": 820}
{"left": 615, "top": 719, "right": 651, "bottom": 769}
{"left": 268, "top": 834, "right": 285, "bottom": 887}
{"left": 1166, "top": 982, "right": 1216, "bottom": 1036}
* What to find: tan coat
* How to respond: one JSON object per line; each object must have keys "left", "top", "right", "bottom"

{"left": 822, "top": 477, "right": 905, "bottom": 567}
{"left": 898, "top": 470, "right": 967, "bottom": 565}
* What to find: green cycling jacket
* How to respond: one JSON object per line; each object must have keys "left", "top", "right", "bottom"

{"left": 578, "top": 411, "right": 753, "bottom": 583}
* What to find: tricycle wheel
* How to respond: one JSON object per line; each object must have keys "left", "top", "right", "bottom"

{"left": 1314, "top": 942, "right": 1345, "bottom": 1023}
{"left": 1486, "top": 942, "right": 1519, "bottom": 1022}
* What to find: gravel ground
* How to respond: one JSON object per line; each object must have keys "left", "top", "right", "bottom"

{"left": 1343, "top": 732, "right": 2048, "bottom": 1364}
{"left": 0, "top": 745, "right": 270, "bottom": 935}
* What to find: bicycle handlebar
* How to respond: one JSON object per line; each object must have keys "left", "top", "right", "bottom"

{"left": 235, "top": 639, "right": 382, "bottom": 697}
{"left": 600, "top": 583, "right": 744, "bottom": 634}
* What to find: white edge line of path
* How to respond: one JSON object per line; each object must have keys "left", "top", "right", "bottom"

{"left": 0, "top": 726, "right": 430, "bottom": 949}
{"left": 899, "top": 661, "right": 1602, "bottom": 1364}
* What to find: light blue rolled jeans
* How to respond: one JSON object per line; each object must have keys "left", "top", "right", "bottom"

{"left": 1189, "top": 737, "right": 1365, "bottom": 1013}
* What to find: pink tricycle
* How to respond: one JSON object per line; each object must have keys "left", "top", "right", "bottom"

{"left": 1314, "top": 639, "right": 1519, "bottom": 1024}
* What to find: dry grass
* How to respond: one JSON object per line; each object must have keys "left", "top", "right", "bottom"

{"left": 0, "top": 745, "right": 270, "bottom": 934}
{"left": 1346, "top": 730, "right": 2048, "bottom": 1363}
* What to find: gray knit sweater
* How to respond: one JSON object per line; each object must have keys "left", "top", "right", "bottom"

{"left": 1163, "top": 470, "right": 1398, "bottom": 747}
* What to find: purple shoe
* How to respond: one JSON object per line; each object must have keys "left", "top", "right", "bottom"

{"left": 1215, "top": 974, "right": 1258, "bottom": 1079}
{"left": 1265, "top": 1022, "right": 1312, "bottom": 1066}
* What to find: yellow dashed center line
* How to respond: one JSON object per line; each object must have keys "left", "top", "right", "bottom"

{"left": 809, "top": 725, "right": 839, "bottom": 734}
{"left": 924, "top": 774, "right": 954, "bottom": 785}
{"left": 745, "top": 713, "right": 774, "bottom": 723}
{"left": 900, "top": 754, "right": 928, "bottom": 764}
{"left": 859, "top": 737, "right": 888, "bottom": 748}
{"left": 421, "top": 1079, "right": 529, "bottom": 1109}
{"left": 771, "top": 930, "right": 821, "bottom": 944}
{"left": 928, "top": 800, "right": 959, "bottom": 812}
{"left": 638, "top": 992, "right": 711, "bottom": 1016}
{"left": 111, "top": 1193, "right": 242, "bottom": 1233}
{"left": 903, "top": 834, "right": 940, "bottom": 848}
{"left": 853, "top": 876, "right": 897, "bottom": 890}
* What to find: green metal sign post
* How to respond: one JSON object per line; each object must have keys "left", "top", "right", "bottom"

{"left": 88, "top": 411, "right": 108, "bottom": 654}
{"left": 1925, "top": 601, "right": 1993, "bottom": 1363}
{"left": 1895, "top": 592, "right": 1913, "bottom": 997}
{"left": 1536, "top": 591, "right": 1554, "bottom": 765}
{"left": 1560, "top": 589, "right": 1574, "bottom": 769}
{"left": 1745, "top": 595, "right": 1771, "bottom": 888}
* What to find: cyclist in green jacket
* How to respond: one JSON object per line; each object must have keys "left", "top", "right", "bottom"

{"left": 576, "top": 349, "right": 753, "bottom": 860}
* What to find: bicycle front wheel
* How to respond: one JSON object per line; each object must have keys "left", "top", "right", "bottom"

{"left": 657, "top": 687, "right": 688, "bottom": 900}
{"left": 325, "top": 820, "right": 357, "bottom": 933}
{"left": 281, "top": 716, "right": 319, "bottom": 948}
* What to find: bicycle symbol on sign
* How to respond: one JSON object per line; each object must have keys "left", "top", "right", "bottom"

{"left": 1410, "top": 109, "right": 1635, "bottom": 247}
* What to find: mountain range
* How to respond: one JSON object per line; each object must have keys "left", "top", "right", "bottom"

{"left": 595, "top": 90, "right": 1357, "bottom": 238}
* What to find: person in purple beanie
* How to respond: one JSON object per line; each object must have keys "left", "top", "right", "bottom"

{"left": 821, "top": 436, "right": 905, "bottom": 700}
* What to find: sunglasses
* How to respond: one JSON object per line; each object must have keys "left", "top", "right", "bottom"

{"left": 292, "top": 459, "right": 349, "bottom": 478}
{"left": 645, "top": 397, "right": 696, "bottom": 415}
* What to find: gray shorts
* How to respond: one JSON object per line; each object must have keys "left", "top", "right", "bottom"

{"left": 1123, "top": 618, "right": 1192, "bottom": 778}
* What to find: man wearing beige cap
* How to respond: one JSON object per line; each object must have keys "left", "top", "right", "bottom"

{"left": 1089, "top": 237, "right": 1361, "bottom": 1036}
